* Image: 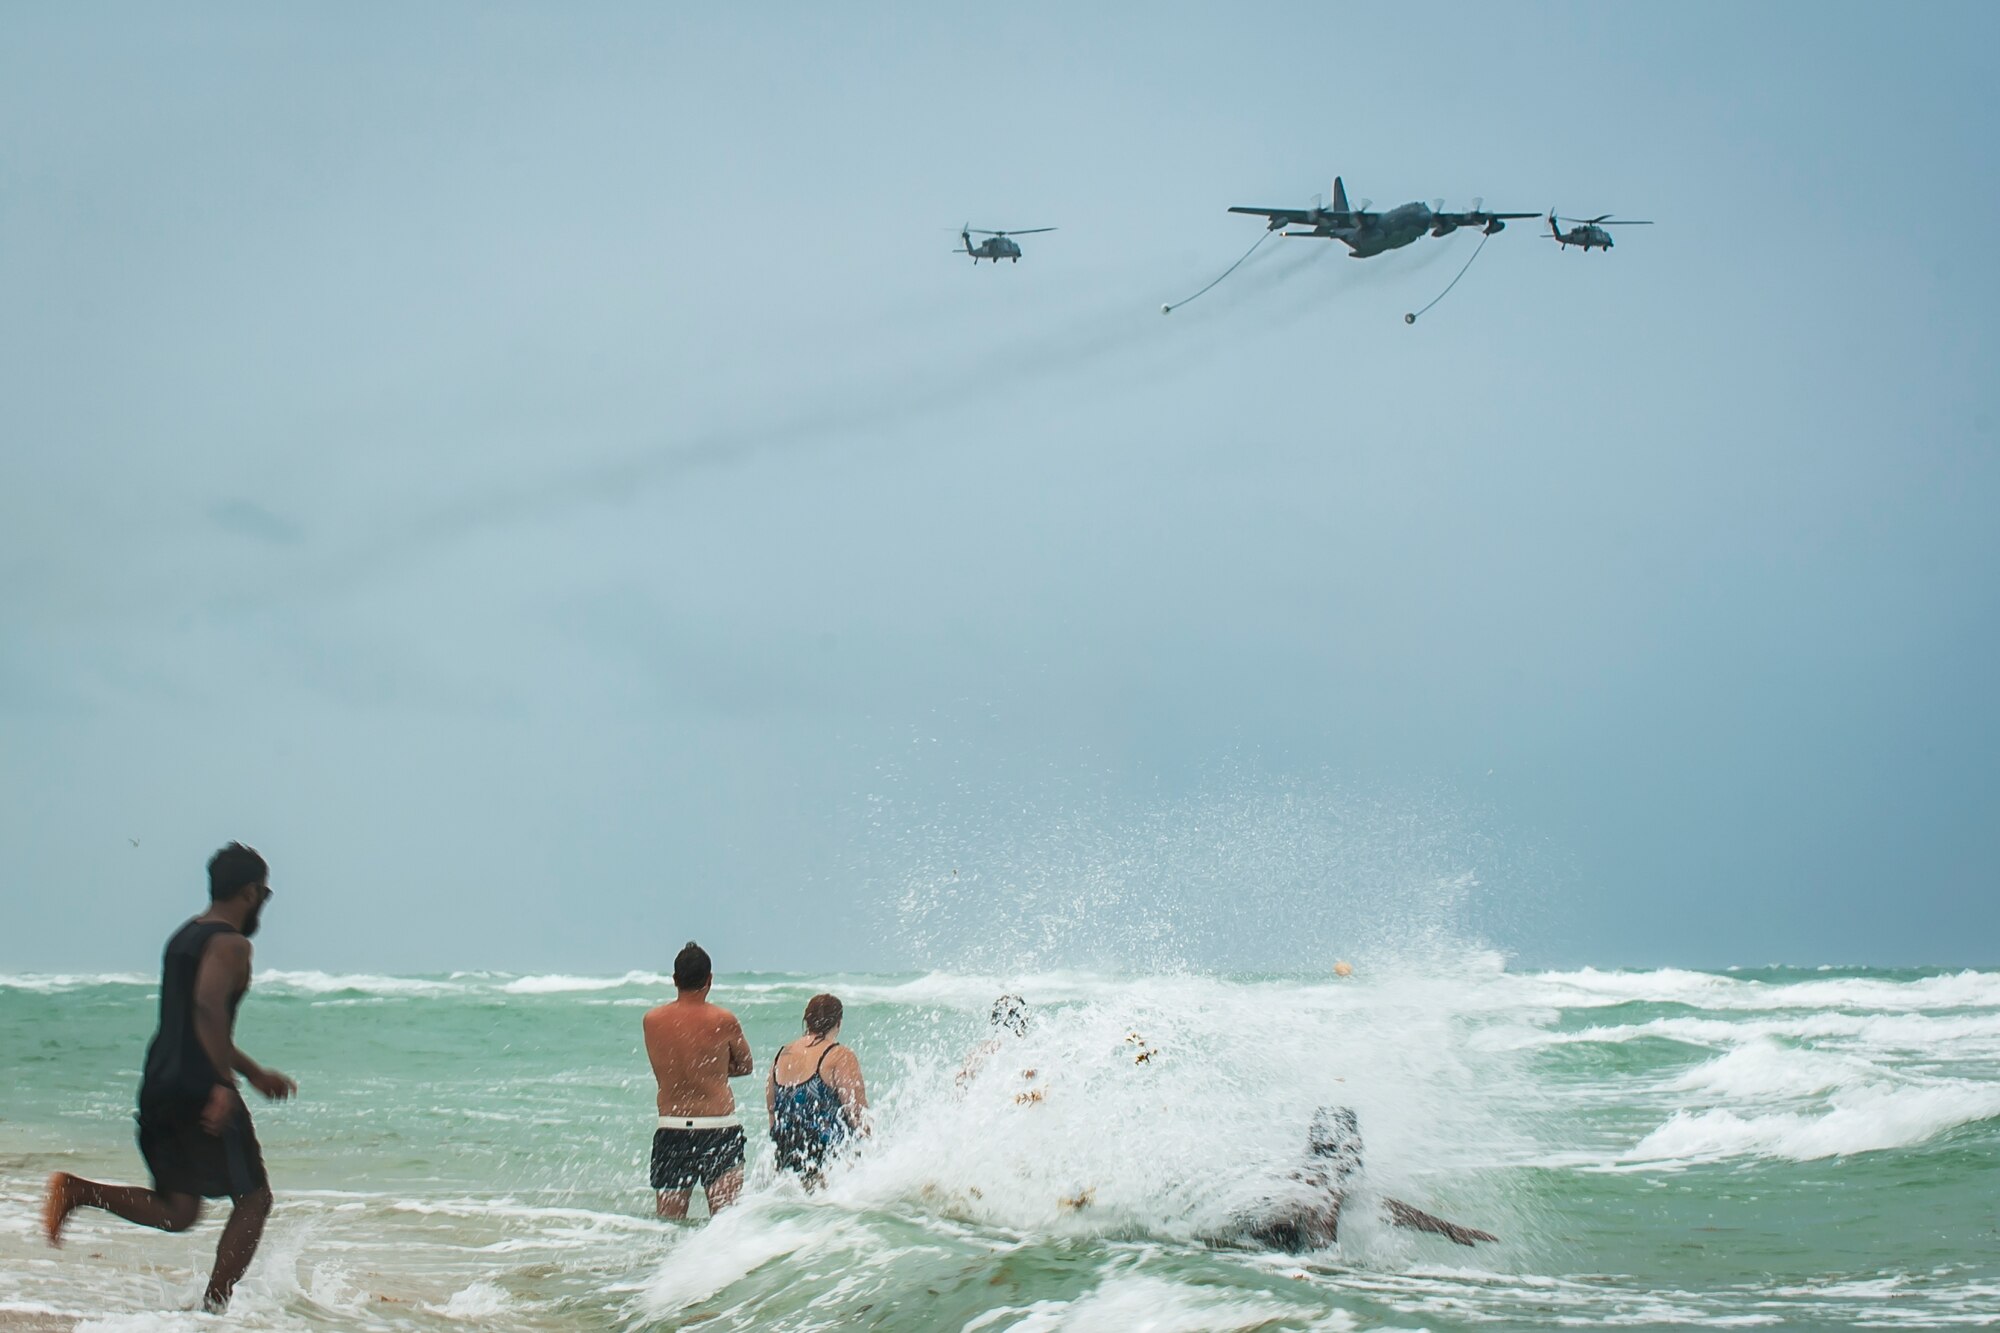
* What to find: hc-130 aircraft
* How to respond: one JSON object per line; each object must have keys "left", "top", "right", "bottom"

{"left": 1546, "top": 212, "right": 1652, "bottom": 252}
{"left": 956, "top": 225, "right": 1056, "bottom": 264}
{"left": 1229, "top": 177, "right": 1536, "bottom": 258}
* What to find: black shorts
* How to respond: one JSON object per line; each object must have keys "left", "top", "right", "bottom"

{"left": 650, "top": 1125, "right": 745, "bottom": 1192}
{"left": 137, "top": 1106, "right": 267, "bottom": 1200}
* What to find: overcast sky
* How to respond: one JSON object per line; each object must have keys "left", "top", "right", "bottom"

{"left": 3, "top": 3, "right": 1994, "bottom": 975}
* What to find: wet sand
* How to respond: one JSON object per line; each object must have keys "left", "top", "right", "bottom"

{"left": 0, "top": 1313, "right": 79, "bottom": 1332}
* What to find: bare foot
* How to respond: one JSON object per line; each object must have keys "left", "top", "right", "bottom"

{"left": 42, "top": 1172, "right": 76, "bottom": 1247}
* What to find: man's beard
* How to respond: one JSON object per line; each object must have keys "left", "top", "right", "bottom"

{"left": 241, "top": 900, "right": 264, "bottom": 938}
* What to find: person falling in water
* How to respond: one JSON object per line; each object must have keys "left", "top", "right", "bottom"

{"left": 42, "top": 842, "right": 298, "bottom": 1313}
{"left": 767, "top": 993, "right": 868, "bottom": 1189}
{"left": 959, "top": 994, "right": 1044, "bottom": 1101}
{"left": 642, "top": 942, "right": 753, "bottom": 1218}
{"left": 1227, "top": 1107, "right": 1497, "bottom": 1253}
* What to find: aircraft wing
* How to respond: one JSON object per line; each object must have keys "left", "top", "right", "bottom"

{"left": 1438, "top": 210, "right": 1538, "bottom": 226}
{"left": 1228, "top": 205, "right": 1318, "bottom": 226}
{"left": 1229, "top": 205, "right": 1368, "bottom": 233}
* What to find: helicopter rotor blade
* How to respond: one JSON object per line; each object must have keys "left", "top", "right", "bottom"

{"left": 1601, "top": 219, "right": 1654, "bottom": 226}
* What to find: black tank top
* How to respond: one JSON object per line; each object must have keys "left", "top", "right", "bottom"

{"left": 138, "top": 918, "right": 243, "bottom": 1116}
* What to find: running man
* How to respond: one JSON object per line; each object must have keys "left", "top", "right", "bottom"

{"left": 42, "top": 842, "right": 297, "bottom": 1312}
{"left": 642, "top": 942, "right": 752, "bottom": 1218}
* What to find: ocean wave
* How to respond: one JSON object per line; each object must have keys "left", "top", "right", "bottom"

{"left": 426, "top": 1279, "right": 513, "bottom": 1320}
{"left": 254, "top": 969, "right": 470, "bottom": 997}
{"left": 1625, "top": 1079, "right": 2000, "bottom": 1163}
{"left": 974, "top": 1273, "right": 1322, "bottom": 1333}
{"left": 501, "top": 970, "right": 674, "bottom": 993}
{"left": 1509, "top": 966, "right": 2000, "bottom": 1014}
{"left": 639, "top": 1210, "right": 857, "bottom": 1316}
{"left": 1510, "top": 1009, "right": 2000, "bottom": 1057}
{"left": 0, "top": 971, "right": 152, "bottom": 992}
{"left": 1664, "top": 1040, "right": 1884, "bottom": 1101}
{"left": 15, "top": 961, "right": 1990, "bottom": 1013}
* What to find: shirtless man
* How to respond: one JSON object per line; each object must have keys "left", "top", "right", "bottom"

{"left": 41, "top": 842, "right": 298, "bottom": 1312}
{"left": 642, "top": 942, "right": 752, "bottom": 1218}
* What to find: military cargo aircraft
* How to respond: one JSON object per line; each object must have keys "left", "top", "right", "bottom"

{"left": 1229, "top": 177, "right": 1534, "bottom": 258}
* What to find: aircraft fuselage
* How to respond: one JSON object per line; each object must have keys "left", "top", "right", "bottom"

{"left": 1298, "top": 201, "right": 1435, "bottom": 258}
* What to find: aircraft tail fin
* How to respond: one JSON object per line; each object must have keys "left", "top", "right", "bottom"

{"left": 1331, "top": 177, "right": 1350, "bottom": 214}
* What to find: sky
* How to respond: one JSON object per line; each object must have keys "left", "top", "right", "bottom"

{"left": 2, "top": 3, "right": 1995, "bottom": 975}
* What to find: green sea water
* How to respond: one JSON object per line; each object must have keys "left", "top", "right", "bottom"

{"left": 2, "top": 961, "right": 1997, "bottom": 1330}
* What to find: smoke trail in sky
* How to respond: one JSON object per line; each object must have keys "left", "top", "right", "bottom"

{"left": 210, "top": 234, "right": 1409, "bottom": 611}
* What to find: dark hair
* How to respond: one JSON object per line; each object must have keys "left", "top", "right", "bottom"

{"left": 1309, "top": 1106, "right": 1362, "bottom": 1165}
{"left": 803, "top": 993, "right": 843, "bottom": 1037}
{"left": 1307, "top": 1106, "right": 1365, "bottom": 1190}
{"left": 207, "top": 842, "right": 268, "bottom": 902}
{"left": 991, "top": 994, "right": 1029, "bottom": 1037}
{"left": 673, "top": 941, "right": 712, "bottom": 991}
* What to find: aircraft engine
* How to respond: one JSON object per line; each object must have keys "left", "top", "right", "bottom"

{"left": 1429, "top": 219, "right": 1459, "bottom": 238}
{"left": 1483, "top": 218, "right": 1507, "bottom": 234}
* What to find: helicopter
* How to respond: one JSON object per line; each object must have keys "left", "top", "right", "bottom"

{"left": 956, "top": 225, "right": 1056, "bottom": 264}
{"left": 1546, "top": 211, "right": 1652, "bottom": 252}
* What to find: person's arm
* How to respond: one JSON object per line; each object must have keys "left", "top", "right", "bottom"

{"left": 726, "top": 1016, "right": 753, "bottom": 1079}
{"left": 765, "top": 1049, "right": 778, "bottom": 1133}
{"left": 193, "top": 934, "right": 251, "bottom": 1099}
{"left": 956, "top": 1037, "right": 1000, "bottom": 1089}
{"left": 1383, "top": 1198, "right": 1497, "bottom": 1246}
{"left": 232, "top": 1049, "right": 298, "bottom": 1101}
{"left": 831, "top": 1048, "right": 869, "bottom": 1134}
{"left": 193, "top": 938, "right": 297, "bottom": 1135}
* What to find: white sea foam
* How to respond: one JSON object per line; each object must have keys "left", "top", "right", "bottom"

{"left": 1664, "top": 1040, "right": 1884, "bottom": 1101}
{"left": 501, "top": 970, "right": 673, "bottom": 993}
{"left": 813, "top": 972, "right": 1535, "bottom": 1252}
{"left": 638, "top": 1209, "right": 850, "bottom": 1315}
{"left": 1513, "top": 1009, "right": 2000, "bottom": 1058}
{"left": 0, "top": 972, "right": 151, "bottom": 992}
{"left": 427, "top": 1279, "right": 512, "bottom": 1319}
{"left": 254, "top": 969, "right": 468, "bottom": 997}
{"left": 1507, "top": 966, "right": 2000, "bottom": 1014}
{"left": 985, "top": 1273, "right": 1321, "bottom": 1332}
{"left": 1627, "top": 1079, "right": 2000, "bottom": 1163}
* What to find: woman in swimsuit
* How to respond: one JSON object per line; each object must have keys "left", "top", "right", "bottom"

{"left": 766, "top": 993, "right": 868, "bottom": 1187}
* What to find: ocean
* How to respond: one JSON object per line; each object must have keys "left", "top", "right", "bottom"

{"left": 2, "top": 960, "right": 1997, "bottom": 1330}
